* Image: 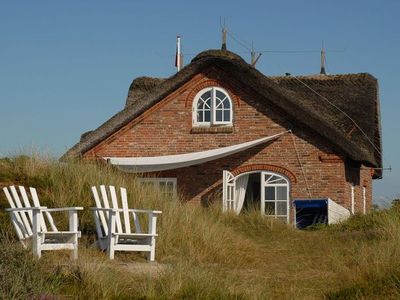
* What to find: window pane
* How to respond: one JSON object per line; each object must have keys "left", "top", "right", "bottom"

{"left": 269, "top": 177, "right": 286, "bottom": 184}
{"left": 216, "top": 90, "right": 225, "bottom": 100}
{"left": 197, "top": 98, "right": 204, "bottom": 109}
{"left": 204, "top": 110, "right": 211, "bottom": 122}
{"left": 223, "top": 110, "right": 230, "bottom": 122}
{"left": 223, "top": 98, "right": 230, "bottom": 109}
{"left": 216, "top": 109, "right": 223, "bottom": 121}
{"left": 215, "top": 98, "right": 223, "bottom": 108}
{"left": 142, "top": 182, "right": 155, "bottom": 187}
{"left": 264, "top": 174, "right": 272, "bottom": 182}
{"left": 202, "top": 91, "right": 211, "bottom": 101}
{"left": 264, "top": 202, "right": 275, "bottom": 215}
{"left": 277, "top": 186, "right": 287, "bottom": 200}
{"left": 274, "top": 179, "right": 286, "bottom": 184}
{"left": 160, "top": 181, "right": 175, "bottom": 198}
{"left": 270, "top": 175, "right": 279, "bottom": 182}
{"left": 198, "top": 98, "right": 211, "bottom": 110}
{"left": 197, "top": 111, "right": 203, "bottom": 122}
{"left": 276, "top": 201, "right": 287, "bottom": 215}
{"left": 265, "top": 187, "right": 275, "bottom": 200}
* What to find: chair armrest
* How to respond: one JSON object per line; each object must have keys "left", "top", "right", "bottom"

{"left": 5, "top": 207, "right": 46, "bottom": 212}
{"left": 43, "top": 207, "right": 83, "bottom": 212}
{"left": 90, "top": 207, "right": 116, "bottom": 212}
{"left": 129, "top": 209, "right": 162, "bottom": 214}
{"left": 90, "top": 208, "right": 162, "bottom": 214}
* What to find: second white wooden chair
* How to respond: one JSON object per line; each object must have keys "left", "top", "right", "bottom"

{"left": 91, "top": 185, "right": 162, "bottom": 261}
{"left": 3, "top": 185, "right": 83, "bottom": 259}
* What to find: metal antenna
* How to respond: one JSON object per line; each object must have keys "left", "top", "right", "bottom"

{"left": 221, "top": 18, "right": 227, "bottom": 50}
{"left": 250, "top": 41, "right": 262, "bottom": 67}
{"left": 320, "top": 40, "right": 327, "bottom": 75}
{"left": 251, "top": 42, "right": 255, "bottom": 64}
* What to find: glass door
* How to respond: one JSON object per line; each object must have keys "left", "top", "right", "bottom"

{"left": 260, "top": 172, "right": 289, "bottom": 222}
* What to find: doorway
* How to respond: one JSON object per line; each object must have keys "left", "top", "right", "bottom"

{"left": 223, "top": 170, "right": 290, "bottom": 222}
{"left": 243, "top": 173, "right": 261, "bottom": 211}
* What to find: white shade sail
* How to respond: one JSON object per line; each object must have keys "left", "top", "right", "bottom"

{"left": 104, "top": 131, "right": 288, "bottom": 173}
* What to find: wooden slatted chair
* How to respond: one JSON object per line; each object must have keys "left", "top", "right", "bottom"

{"left": 3, "top": 185, "right": 83, "bottom": 259}
{"left": 91, "top": 185, "right": 162, "bottom": 261}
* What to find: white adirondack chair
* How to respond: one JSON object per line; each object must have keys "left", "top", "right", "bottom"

{"left": 3, "top": 185, "right": 83, "bottom": 259}
{"left": 91, "top": 185, "right": 162, "bottom": 261}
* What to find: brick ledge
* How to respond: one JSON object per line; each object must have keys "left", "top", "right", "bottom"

{"left": 190, "top": 126, "right": 234, "bottom": 134}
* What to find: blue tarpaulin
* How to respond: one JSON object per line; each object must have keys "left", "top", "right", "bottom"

{"left": 293, "top": 199, "right": 329, "bottom": 229}
{"left": 293, "top": 199, "right": 328, "bottom": 209}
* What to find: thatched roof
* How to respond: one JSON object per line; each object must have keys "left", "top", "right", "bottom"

{"left": 62, "top": 49, "right": 382, "bottom": 176}
{"left": 126, "top": 77, "right": 166, "bottom": 107}
{"left": 270, "top": 73, "right": 382, "bottom": 177}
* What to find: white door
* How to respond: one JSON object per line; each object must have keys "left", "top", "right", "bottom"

{"left": 260, "top": 172, "right": 290, "bottom": 222}
{"left": 222, "top": 170, "right": 236, "bottom": 212}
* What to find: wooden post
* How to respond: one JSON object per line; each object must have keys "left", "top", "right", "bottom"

{"left": 107, "top": 210, "right": 116, "bottom": 259}
{"left": 32, "top": 208, "right": 41, "bottom": 258}
{"left": 148, "top": 213, "right": 157, "bottom": 262}
{"left": 69, "top": 210, "right": 78, "bottom": 260}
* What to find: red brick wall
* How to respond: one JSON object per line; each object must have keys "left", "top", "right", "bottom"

{"left": 83, "top": 67, "right": 373, "bottom": 216}
{"left": 344, "top": 163, "right": 373, "bottom": 214}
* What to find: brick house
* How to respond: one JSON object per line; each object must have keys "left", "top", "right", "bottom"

{"left": 63, "top": 49, "right": 382, "bottom": 225}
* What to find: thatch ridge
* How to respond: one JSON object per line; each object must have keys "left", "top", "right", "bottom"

{"left": 126, "top": 76, "right": 166, "bottom": 107}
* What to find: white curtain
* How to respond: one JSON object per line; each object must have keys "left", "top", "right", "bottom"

{"left": 235, "top": 174, "right": 249, "bottom": 214}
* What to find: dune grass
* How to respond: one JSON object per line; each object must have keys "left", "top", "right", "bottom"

{"left": 0, "top": 155, "right": 399, "bottom": 299}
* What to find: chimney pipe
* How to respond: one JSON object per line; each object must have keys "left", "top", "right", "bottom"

{"left": 221, "top": 27, "right": 227, "bottom": 50}
{"left": 175, "top": 36, "right": 182, "bottom": 72}
{"left": 320, "top": 41, "right": 327, "bottom": 75}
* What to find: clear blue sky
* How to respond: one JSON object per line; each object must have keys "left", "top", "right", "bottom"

{"left": 0, "top": 1, "right": 398, "bottom": 204}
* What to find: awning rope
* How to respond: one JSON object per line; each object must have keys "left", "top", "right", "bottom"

{"left": 289, "top": 130, "right": 312, "bottom": 198}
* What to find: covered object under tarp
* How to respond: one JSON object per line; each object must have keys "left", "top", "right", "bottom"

{"left": 293, "top": 198, "right": 351, "bottom": 229}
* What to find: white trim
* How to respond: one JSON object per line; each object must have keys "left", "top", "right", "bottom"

{"left": 222, "top": 170, "right": 235, "bottom": 212}
{"left": 351, "top": 184, "right": 355, "bottom": 214}
{"left": 105, "top": 132, "right": 287, "bottom": 173}
{"left": 211, "top": 88, "right": 216, "bottom": 125}
{"left": 192, "top": 87, "right": 233, "bottom": 126}
{"left": 363, "top": 186, "right": 366, "bottom": 214}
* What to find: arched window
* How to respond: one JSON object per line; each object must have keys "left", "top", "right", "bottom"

{"left": 193, "top": 87, "right": 233, "bottom": 126}
{"left": 261, "top": 172, "right": 290, "bottom": 222}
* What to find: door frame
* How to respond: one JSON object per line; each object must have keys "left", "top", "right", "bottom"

{"left": 224, "top": 170, "right": 290, "bottom": 222}
{"left": 260, "top": 171, "right": 290, "bottom": 223}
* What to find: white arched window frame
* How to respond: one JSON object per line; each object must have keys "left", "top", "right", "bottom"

{"left": 261, "top": 172, "right": 290, "bottom": 223}
{"left": 193, "top": 87, "right": 233, "bottom": 126}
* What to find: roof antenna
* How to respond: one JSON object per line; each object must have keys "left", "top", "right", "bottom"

{"left": 175, "top": 35, "right": 183, "bottom": 72}
{"left": 251, "top": 42, "right": 262, "bottom": 67}
{"left": 221, "top": 18, "right": 227, "bottom": 50}
{"left": 320, "top": 40, "right": 327, "bottom": 75}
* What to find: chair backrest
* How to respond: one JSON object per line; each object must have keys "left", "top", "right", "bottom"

{"left": 91, "top": 185, "right": 142, "bottom": 237}
{"left": 2, "top": 186, "right": 57, "bottom": 241}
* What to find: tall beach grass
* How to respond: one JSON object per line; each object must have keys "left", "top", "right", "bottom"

{"left": 0, "top": 155, "right": 399, "bottom": 299}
